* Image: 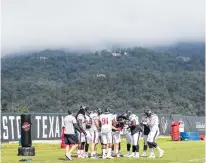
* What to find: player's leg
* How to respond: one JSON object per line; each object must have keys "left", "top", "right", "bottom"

{"left": 125, "top": 132, "right": 132, "bottom": 156}
{"left": 84, "top": 130, "right": 91, "bottom": 158}
{"left": 99, "top": 132, "right": 105, "bottom": 157}
{"left": 111, "top": 132, "right": 115, "bottom": 156}
{"left": 141, "top": 134, "right": 148, "bottom": 157}
{"left": 91, "top": 131, "right": 96, "bottom": 157}
{"left": 147, "top": 130, "right": 164, "bottom": 158}
{"left": 128, "top": 133, "right": 137, "bottom": 157}
{"left": 94, "top": 131, "right": 99, "bottom": 158}
{"left": 91, "top": 131, "right": 99, "bottom": 158}
{"left": 101, "top": 133, "right": 107, "bottom": 159}
{"left": 77, "top": 132, "right": 82, "bottom": 158}
{"left": 148, "top": 130, "right": 164, "bottom": 158}
{"left": 79, "top": 133, "right": 86, "bottom": 158}
{"left": 135, "top": 131, "right": 141, "bottom": 158}
{"left": 147, "top": 131, "right": 155, "bottom": 158}
{"left": 113, "top": 133, "right": 119, "bottom": 157}
{"left": 106, "top": 132, "right": 113, "bottom": 159}
{"left": 118, "top": 133, "right": 123, "bottom": 157}
{"left": 116, "top": 133, "right": 121, "bottom": 157}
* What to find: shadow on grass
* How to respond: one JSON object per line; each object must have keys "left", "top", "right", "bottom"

{"left": 57, "top": 154, "right": 77, "bottom": 161}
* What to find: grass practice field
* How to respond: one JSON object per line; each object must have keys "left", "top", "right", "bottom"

{"left": 1, "top": 137, "right": 205, "bottom": 163}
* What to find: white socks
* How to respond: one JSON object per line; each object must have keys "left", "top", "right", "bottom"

{"left": 91, "top": 151, "right": 96, "bottom": 156}
{"left": 115, "top": 148, "right": 118, "bottom": 154}
{"left": 156, "top": 146, "right": 162, "bottom": 152}
{"left": 107, "top": 148, "right": 112, "bottom": 157}
{"left": 150, "top": 148, "right": 154, "bottom": 155}
{"left": 103, "top": 149, "right": 106, "bottom": 157}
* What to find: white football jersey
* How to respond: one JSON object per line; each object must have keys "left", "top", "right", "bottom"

{"left": 112, "top": 114, "right": 117, "bottom": 122}
{"left": 141, "top": 115, "right": 150, "bottom": 125}
{"left": 129, "top": 114, "right": 139, "bottom": 125}
{"left": 85, "top": 114, "right": 92, "bottom": 128}
{"left": 148, "top": 114, "right": 159, "bottom": 131}
{"left": 90, "top": 112, "right": 99, "bottom": 131}
{"left": 77, "top": 114, "right": 86, "bottom": 130}
{"left": 99, "top": 113, "right": 114, "bottom": 133}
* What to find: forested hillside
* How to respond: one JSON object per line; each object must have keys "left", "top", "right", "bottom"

{"left": 1, "top": 46, "right": 205, "bottom": 115}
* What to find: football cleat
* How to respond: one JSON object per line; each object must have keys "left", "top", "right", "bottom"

{"left": 149, "top": 154, "right": 155, "bottom": 158}
{"left": 124, "top": 152, "right": 131, "bottom": 157}
{"left": 159, "top": 150, "right": 164, "bottom": 158}
{"left": 141, "top": 153, "right": 147, "bottom": 157}
{"left": 133, "top": 154, "right": 140, "bottom": 158}
{"left": 106, "top": 156, "right": 114, "bottom": 159}
{"left": 66, "top": 153, "right": 72, "bottom": 160}
{"left": 127, "top": 153, "right": 134, "bottom": 158}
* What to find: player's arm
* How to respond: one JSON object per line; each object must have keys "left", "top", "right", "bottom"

{"left": 151, "top": 115, "right": 159, "bottom": 129}
{"left": 112, "top": 119, "right": 121, "bottom": 131}
{"left": 149, "top": 116, "right": 157, "bottom": 128}
{"left": 73, "top": 123, "right": 82, "bottom": 133}
{"left": 77, "top": 119, "right": 83, "bottom": 129}
{"left": 77, "top": 118, "right": 87, "bottom": 135}
{"left": 127, "top": 119, "right": 136, "bottom": 130}
{"left": 94, "top": 118, "right": 100, "bottom": 131}
{"left": 72, "top": 117, "right": 83, "bottom": 133}
{"left": 141, "top": 117, "right": 150, "bottom": 127}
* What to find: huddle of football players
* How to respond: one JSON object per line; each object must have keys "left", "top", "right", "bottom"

{"left": 70, "top": 106, "right": 164, "bottom": 159}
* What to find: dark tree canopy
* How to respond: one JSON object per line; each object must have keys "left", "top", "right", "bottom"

{"left": 1, "top": 45, "right": 205, "bottom": 116}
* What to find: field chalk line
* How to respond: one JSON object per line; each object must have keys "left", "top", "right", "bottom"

{"left": 188, "top": 158, "right": 205, "bottom": 162}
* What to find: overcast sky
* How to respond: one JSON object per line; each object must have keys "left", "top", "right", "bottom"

{"left": 1, "top": 0, "right": 205, "bottom": 55}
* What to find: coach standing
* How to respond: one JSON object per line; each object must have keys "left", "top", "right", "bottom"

{"left": 63, "top": 110, "right": 85, "bottom": 161}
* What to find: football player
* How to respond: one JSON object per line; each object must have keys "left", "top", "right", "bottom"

{"left": 123, "top": 111, "right": 132, "bottom": 156}
{"left": 144, "top": 109, "right": 164, "bottom": 158}
{"left": 76, "top": 106, "right": 87, "bottom": 158}
{"left": 140, "top": 111, "right": 150, "bottom": 157}
{"left": 99, "top": 108, "right": 120, "bottom": 159}
{"left": 89, "top": 109, "right": 100, "bottom": 158}
{"left": 112, "top": 113, "right": 123, "bottom": 157}
{"left": 84, "top": 107, "right": 92, "bottom": 158}
{"left": 126, "top": 111, "right": 142, "bottom": 158}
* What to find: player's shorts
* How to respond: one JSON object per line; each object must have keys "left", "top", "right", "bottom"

{"left": 91, "top": 131, "right": 99, "bottom": 144}
{"left": 85, "top": 130, "right": 92, "bottom": 144}
{"left": 132, "top": 131, "right": 142, "bottom": 145}
{"left": 77, "top": 132, "right": 86, "bottom": 143}
{"left": 125, "top": 132, "right": 132, "bottom": 144}
{"left": 64, "top": 134, "right": 79, "bottom": 145}
{"left": 101, "top": 132, "right": 112, "bottom": 144}
{"left": 112, "top": 132, "right": 121, "bottom": 144}
{"left": 143, "top": 134, "right": 148, "bottom": 145}
{"left": 147, "top": 129, "right": 160, "bottom": 143}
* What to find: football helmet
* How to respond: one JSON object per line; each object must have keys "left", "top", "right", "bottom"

{"left": 144, "top": 109, "right": 152, "bottom": 117}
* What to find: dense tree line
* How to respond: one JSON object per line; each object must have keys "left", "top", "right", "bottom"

{"left": 1, "top": 45, "right": 205, "bottom": 116}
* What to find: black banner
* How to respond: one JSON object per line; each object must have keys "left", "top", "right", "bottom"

{"left": 1, "top": 113, "right": 65, "bottom": 142}
{"left": 1, "top": 113, "right": 205, "bottom": 142}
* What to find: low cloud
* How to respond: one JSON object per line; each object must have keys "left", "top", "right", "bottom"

{"left": 1, "top": 0, "right": 205, "bottom": 55}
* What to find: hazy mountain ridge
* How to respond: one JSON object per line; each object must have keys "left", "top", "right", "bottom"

{"left": 1, "top": 44, "right": 205, "bottom": 115}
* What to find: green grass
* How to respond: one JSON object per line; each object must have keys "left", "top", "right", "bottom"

{"left": 1, "top": 137, "right": 205, "bottom": 163}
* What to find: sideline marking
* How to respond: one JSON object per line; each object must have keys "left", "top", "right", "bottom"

{"left": 188, "top": 158, "right": 205, "bottom": 162}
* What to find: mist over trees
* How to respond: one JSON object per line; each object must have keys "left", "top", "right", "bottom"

{"left": 1, "top": 43, "right": 205, "bottom": 116}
